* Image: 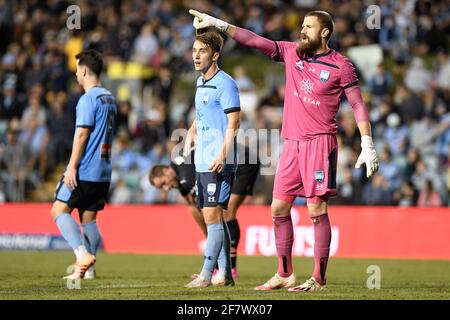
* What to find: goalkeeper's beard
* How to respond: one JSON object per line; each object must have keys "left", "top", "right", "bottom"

{"left": 297, "top": 36, "right": 322, "bottom": 55}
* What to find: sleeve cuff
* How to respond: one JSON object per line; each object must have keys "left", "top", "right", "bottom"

{"left": 224, "top": 107, "right": 241, "bottom": 114}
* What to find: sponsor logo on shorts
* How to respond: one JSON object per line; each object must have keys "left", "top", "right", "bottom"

{"left": 208, "top": 196, "right": 215, "bottom": 202}
{"left": 314, "top": 170, "right": 325, "bottom": 183}
{"left": 207, "top": 183, "right": 216, "bottom": 196}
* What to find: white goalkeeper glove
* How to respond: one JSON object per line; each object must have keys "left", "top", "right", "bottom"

{"left": 355, "top": 135, "right": 379, "bottom": 178}
{"left": 188, "top": 9, "right": 229, "bottom": 33}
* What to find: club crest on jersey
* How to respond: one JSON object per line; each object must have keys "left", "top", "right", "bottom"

{"left": 207, "top": 183, "right": 216, "bottom": 196}
{"left": 295, "top": 60, "right": 304, "bottom": 70}
{"left": 314, "top": 170, "right": 325, "bottom": 183}
{"left": 203, "top": 95, "right": 209, "bottom": 104}
{"left": 320, "top": 70, "right": 330, "bottom": 82}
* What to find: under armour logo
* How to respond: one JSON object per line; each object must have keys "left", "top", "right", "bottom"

{"left": 208, "top": 196, "right": 215, "bottom": 202}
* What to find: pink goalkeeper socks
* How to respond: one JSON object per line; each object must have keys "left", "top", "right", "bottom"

{"left": 273, "top": 215, "right": 294, "bottom": 277}
{"left": 312, "top": 213, "right": 331, "bottom": 285}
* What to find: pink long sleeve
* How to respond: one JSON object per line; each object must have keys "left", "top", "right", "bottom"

{"left": 234, "top": 27, "right": 278, "bottom": 59}
{"left": 344, "top": 85, "right": 369, "bottom": 123}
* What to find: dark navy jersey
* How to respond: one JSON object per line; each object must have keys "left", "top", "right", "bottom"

{"left": 171, "top": 151, "right": 196, "bottom": 197}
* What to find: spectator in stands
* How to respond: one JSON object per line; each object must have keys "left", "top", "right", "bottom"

{"left": 20, "top": 95, "right": 46, "bottom": 129}
{"left": 112, "top": 130, "right": 137, "bottom": 175}
{"left": 402, "top": 147, "right": 421, "bottom": 183}
{"left": 393, "top": 182, "right": 418, "bottom": 207}
{"left": 411, "top": 160, "right": 446, "bottom": 202}
{"left": 47, "top": 93, "right": 73, "bottom": 166}
{"left": 140, "top": 101, "right": 168, "bottom": 153}
{"left": 417, "top": 179, "right": 443, "bottom": 207}
{"left": 435, "top": 114, "right": 450, "bottom": 166}
{"left": 361, "top": 174, "right": 393, "bottom": 205}
{"left": 335, "top": 167, "right": 358, "bottom": 205}
{"left": 368, "top": 64, "right": 394, "bottom": 100}
{"left": 0, "top": 128, "right": 35, "bottom": 201}
{"left": 383, "top": 113, "right": 409, "bottom": 157}
{"left": 114, "top": 100, "right": 132, "bottom": 136}
{"left": 378, "top": 145, "right": 401, "bottom": 191}
{"left": 0, "top": 78, "right": 23, "bottom": 121}
{"left": 404, "top": 57, "right": 432, "bottom": 94}
{"left": 244, "top": 5, "right": 265, "bottom": 35}
{"left": 435, "top": 49, "right": 450, "bottom": 91}
{"left": 394, "top": 85, "right": 425, "bottom": 124}
{"left": 19, "top": 110, "right": 49, "bottom": 180}
{"left": 154, "top": 66, "right": 173, "bottom": 105}
{"left": 131, "top": 23, "right": 159, "bottom": 65}
{"left": 410, "top": 111, "right": 446, "bottom": 170}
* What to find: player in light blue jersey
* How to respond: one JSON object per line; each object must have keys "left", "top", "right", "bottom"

{"left": 184, "top": 29, "right": 241, "bottom": 288}
{"left": 50, "top": 50, "right": 117, "bottom": 280}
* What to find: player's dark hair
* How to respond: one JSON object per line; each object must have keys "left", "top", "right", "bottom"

{"left": 75, "top": 49, "right": 103, "bottom": 77}
{"left": 195, "top": 29, "right": 224, "bottom": 53}
{"left": 149, "top": 165, "right": 169, "bottom": 185}
{"left": 305, "top": 10, "right": 334, "bottom": 40}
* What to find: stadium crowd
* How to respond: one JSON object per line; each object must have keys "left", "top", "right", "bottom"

{"left": 0, "top": 0, "right": 449, "bottom": 206}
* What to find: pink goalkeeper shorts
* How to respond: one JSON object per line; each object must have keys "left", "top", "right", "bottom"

{"left": 273, "top": 135, "right": 338, "bottom": 203}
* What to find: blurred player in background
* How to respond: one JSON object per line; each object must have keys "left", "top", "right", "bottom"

{"left": 50, "top": 50, "right": 117, "bottom": 280}
{"left": 189, "top": 9, "right": 379, "bottom": 292}
{"left": 149, "top": 146, "right": 260, "bottom": 281}
{"left": 181, "top": 29, "right": 241, "bottom": 287}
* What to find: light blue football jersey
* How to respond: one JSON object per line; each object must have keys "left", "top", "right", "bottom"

{"left": 194, "top": 70, "right": 240, "bottom": 172}
{"left": 73, "top": 86, "right": 117, "bottom": 182}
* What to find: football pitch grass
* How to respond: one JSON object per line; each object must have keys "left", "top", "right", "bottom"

{"left": 1, "top": 251, "right": 449, "bottom": 300}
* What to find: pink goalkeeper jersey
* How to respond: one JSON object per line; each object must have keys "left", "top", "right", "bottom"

{"left": 233, "top": 27, "right": 368, "bottom": 141}
{"left": 275, "top": 41, "right": 358, "bottom": 141}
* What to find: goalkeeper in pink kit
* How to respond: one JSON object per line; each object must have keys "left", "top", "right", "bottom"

{"left": 189, "top": 9, "right": 379, "bottom": 292}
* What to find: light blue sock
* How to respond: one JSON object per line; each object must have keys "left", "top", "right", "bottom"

{"left": 217, "top": 221, "right": 232, "bottom": 279}
{"left": 55, "top": 213, "right": 84, "bottom": 252}
{"left": 82, "top": 221, "right": 101, "bottom": 256}
{"left": 199, "top": 223, "right": 224, "bottom": 280}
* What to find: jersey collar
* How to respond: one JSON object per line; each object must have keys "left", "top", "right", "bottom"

{"left": 202, "top": 69, "right": 221, "bottom": 85}
{"left": 298, "top": 49, "right": 333, "bottom": 61}
{"left": 308, "top": 49, "right": 333, "bottom": 60}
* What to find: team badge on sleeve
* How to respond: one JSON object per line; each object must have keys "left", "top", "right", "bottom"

{"left": 320, "top": 70, "right": 330, "bottom": 82}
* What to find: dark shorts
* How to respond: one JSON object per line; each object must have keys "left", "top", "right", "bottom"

{"left": 55, "top": 176, "right": 110, "bottom": 212}
{"left": 196, "top": 171, "right": 235, "bottom": 209}
{"left": 231, "top": 163, "right": 260, "bottom": 196}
